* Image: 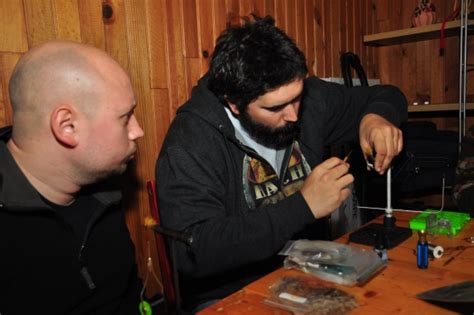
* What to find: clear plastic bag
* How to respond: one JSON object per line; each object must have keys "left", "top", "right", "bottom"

{"left": 265, "top": 276, "right": 357, "bottom": 314}
{"left": 279, "top": 240, "right": 386, "bottom": 286}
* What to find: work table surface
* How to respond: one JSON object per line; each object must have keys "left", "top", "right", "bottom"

{"left": 199, "top": 212, "right": 474, "bottom": 314}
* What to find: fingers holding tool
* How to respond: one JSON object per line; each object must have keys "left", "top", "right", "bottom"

{"left": 363, "top": 147, "right": 375, "bottom": 171}
{"left": 301, "top": 155, "right": 354, "bottom": 219}
{"left": 359, "top": 114, "right": 404, "bottom": 174}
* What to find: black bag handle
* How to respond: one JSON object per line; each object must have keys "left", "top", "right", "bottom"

{"left": 340, "top": 52, "right": 369, "bottom": 87}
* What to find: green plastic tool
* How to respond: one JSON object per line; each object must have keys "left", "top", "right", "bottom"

{"left": 409, "top": 210, "right": 471, "bottom": 237}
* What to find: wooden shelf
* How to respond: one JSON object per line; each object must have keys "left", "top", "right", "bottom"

{"left": 364, "top": 20, "right": 474, "bottom": 46}
{"left": 408, "top": 102, "right": 474, "bottom": 112}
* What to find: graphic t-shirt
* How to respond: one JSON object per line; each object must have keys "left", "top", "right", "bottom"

{"left": 225, "top": 107, "right": 361, "bottom": 239}
{"left": 225, "top": 107, "right": 311, "bottom": 208}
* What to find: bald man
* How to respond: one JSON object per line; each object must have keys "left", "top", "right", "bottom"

{"left": 0, "top": 41, "right": 144, "bottom": 314}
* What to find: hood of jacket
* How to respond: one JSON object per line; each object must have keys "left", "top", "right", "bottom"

{"left": 177, "top": 75, "right": 239, "bottom": 142}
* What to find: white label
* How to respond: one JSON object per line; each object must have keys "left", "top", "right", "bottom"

{"left": 278, "top": 292, "right": 308, "bottom": 304}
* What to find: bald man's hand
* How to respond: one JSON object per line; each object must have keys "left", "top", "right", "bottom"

{"left": 300, "top": 157, "right": 354, "bottom": 219}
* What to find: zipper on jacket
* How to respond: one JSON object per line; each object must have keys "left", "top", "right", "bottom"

{"left": 78, "top": 238, "right": 96, "bottom": 290}
{"left": 279, "top": 140, "right": 296, "bottom": 191}
{"left": 76, "top": 206, "right": 107, "bottom": 291}
{"left": 79, "top": 244, "right": 96, "bottom": 290}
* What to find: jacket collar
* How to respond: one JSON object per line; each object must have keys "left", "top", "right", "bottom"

{"left": 0, "top": 129, "right": 121, "bottom": 211}
{"left": 0, "top": 139, "right": 48, "bottom": 210}
{"left": 177, "top": 75, "right": 237, "bottom": 140}
{"left": 178, "top": 76, "right": 301, "bottom": 158}
{"left": 0, "top": 125, "right": 12, "bottom": 139}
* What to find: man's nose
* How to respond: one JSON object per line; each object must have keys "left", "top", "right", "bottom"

{"left": 282, "top": 104, "right": 298, "bottom": 122}
{"left": 129, "top": 115, "right": 144, "bottom": 139}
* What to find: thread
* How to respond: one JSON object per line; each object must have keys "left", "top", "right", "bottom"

{"left": 428, "top": 243, "right": 444, "bottom": 259}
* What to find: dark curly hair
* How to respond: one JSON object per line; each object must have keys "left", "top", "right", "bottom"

{"left": 207, "top": 15, "right": 308, "bottom": 112}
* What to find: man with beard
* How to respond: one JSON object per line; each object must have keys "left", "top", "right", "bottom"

{"left": 155, "top": 15, "right": 407, "bottom": 312}
{"left": 0, "top": 41, "right": 144, "bottom": 314}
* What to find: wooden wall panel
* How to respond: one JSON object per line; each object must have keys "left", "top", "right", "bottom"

{"left": 147, "top": 0, "right": 170, "bottom": 89}
{"left": 185, "top": 57, "right": 202, "bottom": 98}
{"left": 415, "top": 39, "right": 431, "bottom": 103}
{"left": 103, "top": 0, "right": 130, "bottom": 70}
{"left": 346, "top": 0, "right": 354, "bottom": 54}
{"left": 329, "top": 0, "right": 341, "bottom": 77}
{"left": 264, "top": 0, "right": 275, "bottom": 17}
{"left": 197, "top": 0, "right": 214, "bottom": 72}
{"left": 77, "top": 0, "right": 105, "bottom": 49}
{"left": 468, "top": 37, "right": 474, "bottom": 104}
{"left": 0, "top": 0, "right": 378, "bottom": 298}
{"left": 322, "top": 0, "right": 332, "bottom": 76}
{"left": 359, "top": 0, "right": 368, "bottom": 74}
{"left": 304, "top": 0, "right": 315, "bottom": 75}
{"left": 254, "top": 0, "right": 265, "bottom": 16}
{"left": 362, "top": 0, "right": 371, "bottom": 76}
{"left": 152, "top": 88, "right": 172, "bottom": 151}
{"left": 296, "top": 0, "right": 305, "bottom": 52}
{"left": 444, "top": 1, "right": 461, "bottom": 106}
{"left": 167, "top": 0, "right": 188, "bottom": 116}
{"left": 0, "top": 1, "right": 28, "bottom": 52}
{"left": 123, "top": 0, "right": 162, "bottom": 295}
{"left": 239, "top": 0, "right": 253, "bottom": 17}
{"left": 313, "top": 0, "right": 326, "bottom": 76}
{"left": 373, "top": 0, "right": 469, "bottom": 104}
{"left": 0, "top": 53, "right": 20, "bottom": 127}
{"left": 274, "top": 0, "right": 286, "bottom": 30}
{"left": 23, "top": 0, "right": 56, "bottom": 46}
{"left": 445, "top": 35, "right": 460, "bottom": 105}
{"left": 400, "top": 39, "right": 417, "bottom": 105}
{"left": 183, "top": 0, "right": 199, "bottom": 58}
{"left": 373, "top": 0, "right": 473, "bottom": 134}
{"left": 366, "top": 0, "right": 375, "bottom": 77}
{"left": 0, "top": 54, "right": 17, "bottom": 126}
{"left": 340, "top": 0, "right": 348, "bottom": 57}
{"left": 398, "top": 1, "right": 417, "bottom": 107}
{"left": 0, "top": 86, "right": 4, "bottom": 127}
{"left": 375, "top": 0, "right": 403, "bottom": 89}
{"left": 353, "top": 0, "right": 362, "bottom": 60}
{"left": 226, "top": 0, "right": 240, "bottom": 25}
{"left": 52, "top": 0, "right": 82, "bottom": 41}
{"left": 213, "top": 0, "right": 227, "bottom": 39}
{"left": 285, "top": 1, "right": 297, "bottom": 42}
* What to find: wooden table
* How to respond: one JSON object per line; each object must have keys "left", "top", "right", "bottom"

{"left": 199, "top": 212, "right": 474, "bottom": 314}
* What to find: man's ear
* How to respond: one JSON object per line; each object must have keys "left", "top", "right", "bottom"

{"left": 50, "top": 106, "right": 79, "bottom": 148}
{"left": 226, "top": 98, "right": 240, "bottom": 116}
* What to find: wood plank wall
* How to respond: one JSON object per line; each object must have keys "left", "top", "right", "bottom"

{"left": 0, "top": 0, "right": 376, "bottom": 296}
{"left": 2, "top": 0, "right": 468, "bottom": 297}
{"left": 373, "top": 0, "right": 474, "bottom": 131}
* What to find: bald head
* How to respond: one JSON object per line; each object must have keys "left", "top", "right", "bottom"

{"left": 5, "top": 40, "right": 142, "bottom": 202}
{"left": 8, "top": 41, "right": 129, "bottom": 136}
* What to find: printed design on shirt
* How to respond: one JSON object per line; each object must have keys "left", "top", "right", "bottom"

{"left": 242, "top": 141, "right": 311, "bottom": 209}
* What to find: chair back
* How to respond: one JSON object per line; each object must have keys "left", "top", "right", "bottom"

{"left": 146, "top": 180, "right": 177, "bottom": 309}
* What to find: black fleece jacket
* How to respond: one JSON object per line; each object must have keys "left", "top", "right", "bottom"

{"left": 0, "top": 127, "right": 141, "bottom": 315}
{"left": 156, "top": 75, "right": 407, "bottom": 308}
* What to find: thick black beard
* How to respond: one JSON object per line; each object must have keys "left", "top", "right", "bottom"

{"left": 239, "top": 109, "right": 300, "bottom": 149}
